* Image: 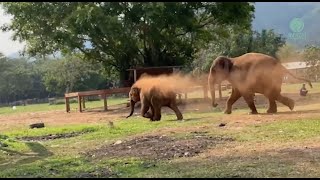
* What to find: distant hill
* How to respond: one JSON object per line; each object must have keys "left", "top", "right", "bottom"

{"left": 253, "top": 2, "right": 320, "bottom": 48}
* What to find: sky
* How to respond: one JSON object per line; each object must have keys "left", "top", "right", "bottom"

{"left": 0, "top": 7, "right": 25, "bottom": 57}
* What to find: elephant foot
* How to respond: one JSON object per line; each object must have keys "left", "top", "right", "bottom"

{"left": 224, "top": 109, "right": 232, "bottom": 114}
{"left": 266, "top": 109, "right": 277, "bottom": 114}
{"left": 288, "top": 99, "right": 295, "bottom": 110}
{"left": 151, "top": 115, "right": 161, "bottom": 121}
{"left": 177, "top": 116, "right": 183, "bottom": 120}
{"left": 144, "top": 112, "right": 152, "bottom": 119}
{"left": 248, "top": 111, "right": 259, "bottom": 115}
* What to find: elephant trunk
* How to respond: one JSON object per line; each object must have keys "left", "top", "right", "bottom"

{"left": 126, "top": 100, "right": 136, "bottom": 118}
{"left": 208, "top": 74, "right": 218, "bottom": 107}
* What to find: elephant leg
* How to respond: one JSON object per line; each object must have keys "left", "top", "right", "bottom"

{"left": 150, "top": 97, "right": 161, "bottom": 121}
{"left": 148, "top": 105, "right": 154, "bottom": 120}
{"left": 276, "top": 94, "right": 295, "bottom": 111}
{"left": 152, "top": 106, "right": 161, "bottom": 121}
{"left": 243, "top": 94, "right": 258, "bottom": 114}
{"left": 224, "top": 88, "right": 241, "bottom": 114}
{"left": 144, "top": 108, "right": 153, "bottom": 119}
{"left": 169, "top": 100, "right": 183, "bottom": 120}
{"left": 141, "top": 99, "right": 151, "bottom": 119}
{"left": 266, "top": 98, "right": 277, "bottom": 114}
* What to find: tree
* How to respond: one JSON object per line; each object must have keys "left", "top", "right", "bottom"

{"left": 39, "top": 55, "right": 108, "bottom": 96}
{"left": 192, "top": 28, "right": 286, "bottom": 72}
{"left": 251, "top": 29, "right": 286, "bottom": 57}
{"left": 0, "top": 55, "right": 34, "bottom": 103}
{"left": 1, "top": 2, "right": 255, "bottom": 86}
{"left": 303, "top": 45, "right": 320, "bottom": 81}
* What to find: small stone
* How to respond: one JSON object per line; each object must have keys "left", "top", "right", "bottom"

{"left": 184, "top": 152, "right": 190, "bottom": 156}
{"left": 114, "top": 140, "right": 122, "bottom": 145}
{"left": 29, "top": 123, "right": 45, "bottom": 129}
{"left": 218, "top": 123, "right": 226, "bottom": 127}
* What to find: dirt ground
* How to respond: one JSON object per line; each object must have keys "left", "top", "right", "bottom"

{"left": 85, "top": 133, "right": 234, "bottom": 161}
{"left": 1, "top": 92, "right": 320, "bottom": 131}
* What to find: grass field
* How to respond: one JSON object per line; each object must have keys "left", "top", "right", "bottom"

{"left": 0, "top": 82, "right": 320, "bottom": 178}
{"left": 0, "top": 97, "right": 128, "bottom": 116}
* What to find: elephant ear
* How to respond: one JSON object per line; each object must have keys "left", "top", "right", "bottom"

{"left": 131, "top": 87, "right": 140, "bottom": 96}
{"left": 216, "top": 56, "right": 233, "bottom": 72}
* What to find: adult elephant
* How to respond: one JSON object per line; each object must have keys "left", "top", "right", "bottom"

{"left": 126, "top": 75, "right": 183, "bottom": 121}
{"left": 208, "top": 52, "right": 312, "bottom": 114}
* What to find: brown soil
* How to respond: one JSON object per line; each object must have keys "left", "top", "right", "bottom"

{"left": 17, "top": 131, "right": 89, "bottom": 141}
{"left": 0, "top": 92, "right": 319, "bottom": 132}
{"left": 85, "top": 133, "right": 234, "bottom": 161}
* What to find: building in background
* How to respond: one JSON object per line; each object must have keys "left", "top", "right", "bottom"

{"left": 282, "top": 61, "right": 318, "bottom": 82}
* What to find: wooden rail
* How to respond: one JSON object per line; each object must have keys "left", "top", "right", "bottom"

{"left": 64, "top": 87, "right": 131, "bottom": 113}
{"left": 65, "top": 83, "right": 231, "bottom": 113}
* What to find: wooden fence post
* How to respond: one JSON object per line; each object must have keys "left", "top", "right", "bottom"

{"left": 78, "top": 95, "right": 82, "bottom": 112}
{"left": 82, "top": 96, "right": 86, "bottom": 109}
{"left": 103, "top": 94, "right": 108, "bottom": 111}
{"left": 65, "top": 97, "right": 70, "bottom": 113}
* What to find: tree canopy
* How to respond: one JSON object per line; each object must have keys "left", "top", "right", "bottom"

{"left": 1, "top": 2, "right": 255, "bottom": 85}
{"left": 0, "top": 53, "right": 109, "bottom": 104}
{"left": 192, "top": 28, "right": 286, "bottom": 72}
{"left": 303, "top": 45, "right": 320, "bottom": 81}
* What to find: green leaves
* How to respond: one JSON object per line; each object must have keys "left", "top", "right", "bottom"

{"left": 192, "top": 28, "right": 286, "bottom": 72}
{"left": 303, "top": 45, "right": 320, "bottom": 81}
{"left": 40, "top": 55, "right": 108, "bottom": 95}
{"left": 1, "top": 2, "right": 255, "bottom": 86}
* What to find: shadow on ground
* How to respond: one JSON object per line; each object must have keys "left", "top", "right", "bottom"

{"left": 0, "top": 142, "right": 53, "bottom": 168}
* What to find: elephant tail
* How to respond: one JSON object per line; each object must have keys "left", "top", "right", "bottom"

{"left": 283, "top": 66, "right": 313, "bottom": 88}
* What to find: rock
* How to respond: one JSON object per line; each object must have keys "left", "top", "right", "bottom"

{"left": 218, "top": 123, "right": 226, "bottom": 127}
{"left": 114, "top": 140, "right": 122, "bottom": 145}
{"left": 29, "top": 123, "right": 45, "bottom": 129}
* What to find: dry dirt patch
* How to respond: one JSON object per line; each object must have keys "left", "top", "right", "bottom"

{"left": 17, "top": 131, "right": 89, "bottom": 141}
{"left": 85, "top": 133, "right": 234, "bottom": 161}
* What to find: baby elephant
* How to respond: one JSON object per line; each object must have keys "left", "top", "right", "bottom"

{"left": 126, "top": 79, "right": 183, "bottom": 121}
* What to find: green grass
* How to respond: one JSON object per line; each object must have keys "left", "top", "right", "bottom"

{"left": 4, "top": 124, "right": 99, "bottom": 138}
{"left": 2, "top": 110, "right": 320, "bottom": 177}
{"left": 0, "top": 97, "right": 127, "bottom": 116}
{"left": 1, "top": 83, "right": 320, "bottom": 177}
{"left": 236, "top": 118, "right": 320, "bottom": 143}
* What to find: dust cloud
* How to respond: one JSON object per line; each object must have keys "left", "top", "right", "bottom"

{"left": 132, "top": 72, "right": 208, "bottom": 96}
